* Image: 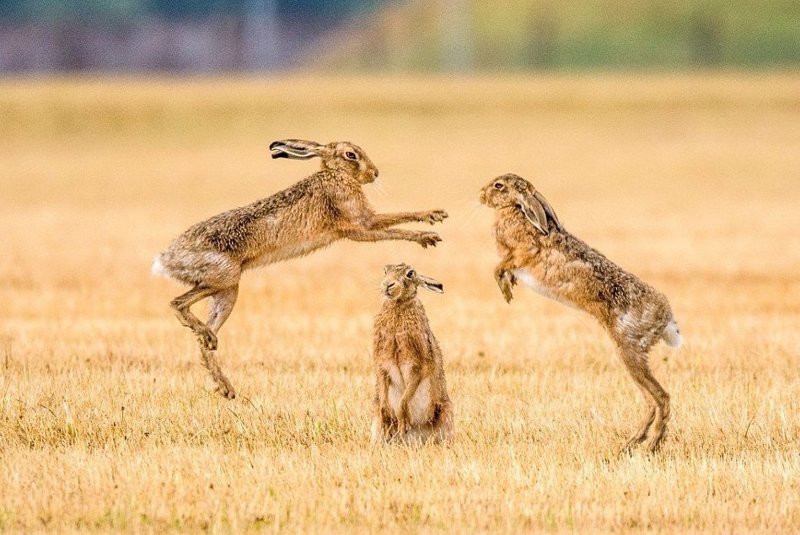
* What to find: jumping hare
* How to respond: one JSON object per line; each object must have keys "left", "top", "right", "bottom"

{"left": 153, "top": 140, "right": 447, "bottom": 399}
{"left": 480, "top": 174, "right": 682, "bottom": 453}
{"left": 371, "top": 263, "right": 454, "bottom": 445}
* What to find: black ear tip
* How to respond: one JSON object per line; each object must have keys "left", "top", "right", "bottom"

{"left": 270, "top": 141, "right": 288, "bottom": 158}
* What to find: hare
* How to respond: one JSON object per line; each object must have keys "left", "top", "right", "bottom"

{"left": 371, "top": 263, "right": 454, "bottom": 445}
{"left": 480, "top": 174, "right": 682, "bottom": 453}
{"left": 153, "top": 140, "right": 448, "bottom": 399}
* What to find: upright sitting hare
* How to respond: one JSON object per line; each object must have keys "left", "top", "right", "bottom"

{"left": 480, "top": 174, "right": 681, "bottom": 452}
{"left": 371, "top": 263, "right": 454, "bottom": 444}
{"left": 153, "top": 140, "right": 447, "bottom": 399}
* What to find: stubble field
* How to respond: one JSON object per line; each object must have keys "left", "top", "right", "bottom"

{"left": 1, "top": 74, "right": 799, "bottom": 532}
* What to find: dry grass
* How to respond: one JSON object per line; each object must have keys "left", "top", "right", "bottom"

{"left": 1, "top": 73, "right": 799, "bottom": 533}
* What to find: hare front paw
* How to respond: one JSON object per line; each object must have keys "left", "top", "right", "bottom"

{"left": 415, "top": 232, "right": 442, "bottom": 248}
{"left": 420, "top": 210, "right": 448, "bottom": 225}
{"left": 495, "top": 270, "right": 516, "bottom": 303}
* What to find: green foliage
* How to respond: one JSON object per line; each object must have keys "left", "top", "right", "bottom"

{"left": 320, "top": 0, "right": 800, "bottom": 70}
{"left": 471, "top": 0, "right": 800, "bottom": 68}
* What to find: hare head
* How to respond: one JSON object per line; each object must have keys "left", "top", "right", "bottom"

{"left": 479, "top": 173, "right": 562, "bottom": 235}
{"left": 381, "top": 263, "right": 443, "bottom": 302}
{"left": 269, "top": 139, "right": 379, "bottom": 184}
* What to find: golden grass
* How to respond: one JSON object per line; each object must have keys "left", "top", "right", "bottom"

{"left": 1, "top": 74, "right": 799, "bottom": 533}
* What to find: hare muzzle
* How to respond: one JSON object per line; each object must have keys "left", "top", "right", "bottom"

{"left": 382, "top": 282, "right": 399, "bottom": 299}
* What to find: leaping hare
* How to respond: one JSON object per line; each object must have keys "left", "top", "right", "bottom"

{"left": 153, "top": 140, "right": 447, "bottom": 399}
{"left": 371, "top": 263, "right": 454, "bottom": 445}
{"left": 480, "top": 174, "right": 682, "bottom": 453}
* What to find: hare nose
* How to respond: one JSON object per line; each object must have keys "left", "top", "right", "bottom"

{"left": 373, "top": 169, "right": 379, "bottom": 178}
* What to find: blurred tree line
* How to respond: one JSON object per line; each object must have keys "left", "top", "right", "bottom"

{"left": 0, "top": 0, "right": 385, "bottom": 22}
{"left": 0, "top": 0, "right": 799, "bottom": 72}
{"left": 0, "top": 0, "right": 385, "bottom": 71}
{"left": 315, "top": 0, "right": 800, "bottom": 71}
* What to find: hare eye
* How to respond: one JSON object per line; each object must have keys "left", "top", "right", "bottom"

{"left": 494, "top": 182, "right": 504, "bottom": 190}
{"left": 406, "top": 270, "right": 415, "bottom": 279}
{"left": 344, "top": 151, "right": 358, "bottom": 161}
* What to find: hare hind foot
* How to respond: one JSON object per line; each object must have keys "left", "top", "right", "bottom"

{"left": 622, "top": 405, "right": 656, "bottom": 452}
{"left": 646, "top": 400, "right": 670, "bottom": 453}
{"left": 200, "top": 348, "right": 236, "bottom": 400}
{"left": 214, "top": 383, "right": 236, "bottom": 400}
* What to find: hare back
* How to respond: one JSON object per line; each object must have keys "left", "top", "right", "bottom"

{"left": 173, "top": 175, "right": 342, "bottom": 257}
{"left": 513, "top": 232, "right": 675, "bottom": 339}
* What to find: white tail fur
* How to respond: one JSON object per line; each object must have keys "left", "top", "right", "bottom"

{"left": 151, "top": 254, "right": 168, "bottom": 278}
{"left": 662, "top": 319, "right": 683, "bottom": 348}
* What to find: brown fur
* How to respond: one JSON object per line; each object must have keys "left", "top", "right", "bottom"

{"left": 480, "top": 173, "right": 681, "bottom": 453}
{"left": 371, "top": 264, "right": 454, "bottom": 445}
{"left": 153, "top": 140, "right": 447, "bottom": 399}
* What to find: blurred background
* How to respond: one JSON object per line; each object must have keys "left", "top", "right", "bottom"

{"left": 2, "top": 2, "right": 800, "bottom": 531}
{"left": 1, "top": 0, "right": 800, "bottom": 73}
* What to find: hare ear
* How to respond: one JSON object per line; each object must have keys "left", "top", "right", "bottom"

{"left": 517, "top": 190, "right": 550, "bottom": 235}
{"left": 269, "top": 139, "right": 323, "bottom": 160}
{"left": 534, "top": 190, "right": 562, "bottom": 231}
{"left": 418, "top": 274, "right": 444, "bottom": 294}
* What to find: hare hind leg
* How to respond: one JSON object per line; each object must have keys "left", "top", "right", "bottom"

{"left": 170, "top": 285, "right": 219, "bottom": 350}
{"left": 371, "top": 369, "right": 396, "bottom": 444}
{"left": 371, "top": 413, "right": 398, "bottom": 444}
{"left": 618, "top": 346, "right": 670, "bottom": 453}
{"left": 623, "top": 384, "right": 656, "bottom": 452}
{"left": 645, "top": 379, "right": 670, "bottom": 453}
{"left": 370, "top": 414, "right": 383, "bottom": 445}
{"left": 403, "top": 403, "right": 455, "bottom": 445}
{"left": 431, "top": 402, "right": 454, "bottom": 443}
{"left": 201, "top": 286, "right": 239, "bottom": 399}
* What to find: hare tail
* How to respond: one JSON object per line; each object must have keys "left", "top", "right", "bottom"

{"left": 662, "top": 318, "right": 683, "bottom": 348}
{"left": 151, "top": 253, "right": 169, "bottom": 278}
